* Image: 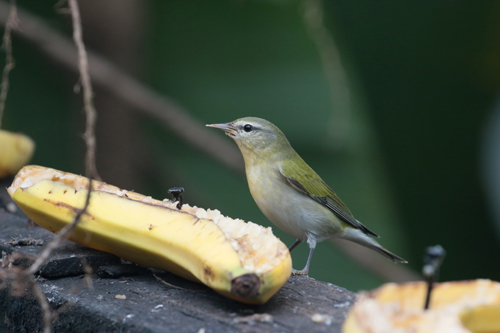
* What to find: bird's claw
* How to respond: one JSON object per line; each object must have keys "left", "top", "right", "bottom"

{"left": 291, "top": 268, "right": 309, "bottom": 276}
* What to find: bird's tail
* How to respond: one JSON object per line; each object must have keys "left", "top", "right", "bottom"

{"left": 341, "top": 228, "right": 408, "bottom": 263}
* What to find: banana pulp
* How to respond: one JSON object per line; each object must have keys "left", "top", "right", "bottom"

{"left": 343, "top": 279, "right": 500, "bottom": 333}
{"left": 8, "top": 165, "right": 292, "bottom": 304}
{"left": 0, "top": 130, "right": 35, "bottom": 179}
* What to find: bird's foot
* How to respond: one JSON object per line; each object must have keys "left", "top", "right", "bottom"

{"left": 291, "top": 268, "right": 309, "bottom": 276}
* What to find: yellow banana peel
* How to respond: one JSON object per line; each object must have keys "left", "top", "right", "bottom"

{"left": 8, "top": 165, "right": 292, "bottom": 304}
{"left": 343, "top": 279, "right": 500, "bottom": 333}
{"left": 0, "top": 130, "right": 35, "bottom": 179}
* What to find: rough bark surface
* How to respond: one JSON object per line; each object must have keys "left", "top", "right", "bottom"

{"left": 0, "top": 178, "right": 356, "bottom": 333}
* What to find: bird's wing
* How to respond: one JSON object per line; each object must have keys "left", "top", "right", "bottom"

{"left": 280, "top": 160, "right": 379, "bottom": 238}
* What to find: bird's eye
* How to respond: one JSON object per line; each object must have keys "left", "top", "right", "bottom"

{"left": 243, "top": 124, "right": 253, "bottom": 132}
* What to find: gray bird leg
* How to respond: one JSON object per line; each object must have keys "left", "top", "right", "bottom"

{"left": 292, "top": 245, "right": 315, "bottom": 276}
{"left": 292, "top": 235, "right": 316, "bottom": 276}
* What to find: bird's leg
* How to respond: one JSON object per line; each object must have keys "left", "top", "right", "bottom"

{"left": 292, "top": 245, "right": 315, "bottom": 276}
{"left": 292, "top": 235, "right": 316, "bottom": 276}
{"left": 288, "top": 239, "right": 301, "bottom": 252}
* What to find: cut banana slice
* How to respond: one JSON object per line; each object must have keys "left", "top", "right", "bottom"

{"left": 0, "top": 130, "right": 35, "bottom": 179}
{"left": 343, "top": 279, "right": 500, "bottom": 333}
{"left": 8, "top": 165, "right": 292, "bottom": 304}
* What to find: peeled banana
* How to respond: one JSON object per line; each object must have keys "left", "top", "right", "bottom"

{"left": 8, "top": 165, "right": 292, "bottom": 304}
{"left": 343, "top": 279, "right": 500, "bottom": 333}
{"left": 0, "top": 130, "right": 35, "bottom": 179}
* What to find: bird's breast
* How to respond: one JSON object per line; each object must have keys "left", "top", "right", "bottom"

{"left": 246, "top": 164, "right": 342, "bottom": 241}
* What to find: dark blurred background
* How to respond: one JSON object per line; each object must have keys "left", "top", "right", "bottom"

{"left": 1, "top": 0, "right": 500, "bottom": 292}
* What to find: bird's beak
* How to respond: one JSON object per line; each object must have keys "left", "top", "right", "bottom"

{"left": 206, "top": 122, "right": 237, "bottom": 137}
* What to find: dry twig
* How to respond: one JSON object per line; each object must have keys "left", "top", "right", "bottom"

{"left": 25, "top": 178, "right": 93, "bottom": 276}
{"left": 0, "top": 3, "right": 97, "bottom": 332}
{"left": 0, "top": 1, "right": 244, "bottom": 174}
{"left": 20, "top": 178, "right": 93, "bottom": 333}
{"left": 0, "top": 0, "right": 18, "bottom": 128}
{"left": 0, "top": 176, "right": 94, "bottom": 333}
{"left": 68, "top": 0, "right": 100, "bottom": 181}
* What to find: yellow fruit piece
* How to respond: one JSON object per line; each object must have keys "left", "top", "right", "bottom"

{"left": 460, "top": 305, "right": 500, "bottom": 333}
{"left": 8, "top": 165, "right": 292, "bottom": 304}
{"left": 343, "top": 279, "right": 500, "bottom": 333}
{"left": 0, "top": 130, "right": 35, "bottom": 179}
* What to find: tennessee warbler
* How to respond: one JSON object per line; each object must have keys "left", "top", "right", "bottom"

{"left": 207, "top": 117, "right": 407, "bottom": 275}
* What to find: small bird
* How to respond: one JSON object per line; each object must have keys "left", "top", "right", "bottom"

{"left": 207, "top": 117, "right": 407, "bottom": 275}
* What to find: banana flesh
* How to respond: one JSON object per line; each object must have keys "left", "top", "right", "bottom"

{"left": 460, "top": 304, "right": 500, "bottom": 333}
{"left": 8, "top": 165, "right": 292, "bottom": 304}
{"left": 343, "top": 279, "right": 500, "bottom": 333}
{"left": 0, "top": 130, "right": 35, "bottom": 179}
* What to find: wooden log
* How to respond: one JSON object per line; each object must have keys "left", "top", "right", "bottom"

{"left": 0, "top": 178, "right": 356, "bottom": 332}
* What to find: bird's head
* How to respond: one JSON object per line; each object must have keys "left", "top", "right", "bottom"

{"left": 207, "top": 117, "right": 291, "bottom": 160}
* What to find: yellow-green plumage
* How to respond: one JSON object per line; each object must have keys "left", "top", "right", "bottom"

{"left": 281, "top": 158, "right": 379, "bottom": 238}
{"left": 207, "top": 117, "right": 406, "bottom": 275}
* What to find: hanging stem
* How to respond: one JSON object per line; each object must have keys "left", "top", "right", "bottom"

{"left": 68, "top": 0, "right": 101, "bottom": 180}
{"left": 0, "top": 0, "right": 18, "bottom": 129}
